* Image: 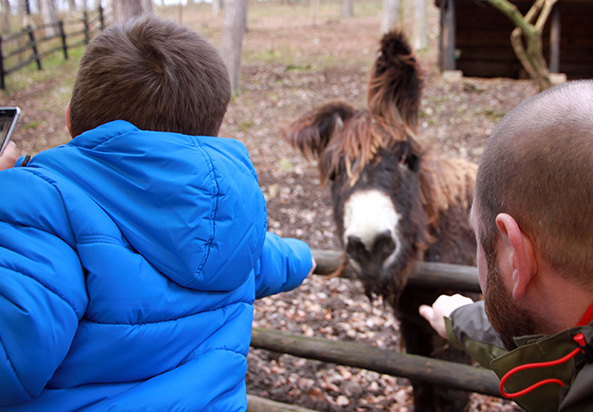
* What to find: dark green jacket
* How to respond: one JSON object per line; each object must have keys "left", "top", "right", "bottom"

{"left": 447, "top": 301, "right": 593, "bottom": 411}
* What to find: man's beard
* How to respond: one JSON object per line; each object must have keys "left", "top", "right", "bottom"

{"left": 483, "top": 247, "right": 545, "bottom": 350}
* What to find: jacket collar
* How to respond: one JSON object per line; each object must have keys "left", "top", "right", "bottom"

{"left": 490, "top": 326, "right": 593, "bottom": 411}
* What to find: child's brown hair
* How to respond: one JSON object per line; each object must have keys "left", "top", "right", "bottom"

{"left": 69, "top": 15, "right": 231, "bottom": 138}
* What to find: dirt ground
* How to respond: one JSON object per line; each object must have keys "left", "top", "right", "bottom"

{"left": 0, "top": 3, "right": 541, "bottom": 411}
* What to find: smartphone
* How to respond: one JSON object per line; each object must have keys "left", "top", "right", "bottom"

{"left": 0, "top": 106, "right": 21, "bottom": 155}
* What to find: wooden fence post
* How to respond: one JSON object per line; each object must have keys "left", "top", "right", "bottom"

{"left": 550, "top": 2, "right": 561, "bottom": 73}
{"left": 0, "top": 7, "right": 109, "bottom": 89}
{"left": 27, "top": 25, "right": 42, "bottom": 71}
{"left": 59, "top": 20, "right": 68, "bottom": 60}
{"left": 441, "top": 0, "right": 456, "bottom": 71}
{"left": 0, "top": 36, "right": 5, "bottom": 90}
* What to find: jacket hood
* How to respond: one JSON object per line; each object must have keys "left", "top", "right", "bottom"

{"left": 33, "top": 120, "right": 267, "bottom": 291}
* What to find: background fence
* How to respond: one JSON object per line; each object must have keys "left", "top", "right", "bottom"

{"left": 0, "top": 5, "right": 110, "bottom": 90}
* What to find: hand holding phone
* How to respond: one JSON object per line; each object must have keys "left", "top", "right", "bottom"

{"left": 0, "top": 107, "right": 21, "bottom": 156}
{"left": 0, "top": 141, "right": 18, "bottom": 171}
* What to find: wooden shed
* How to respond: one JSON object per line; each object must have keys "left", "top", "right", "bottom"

{"left": 437, "top": 0, "right": 593, "bottom": 80}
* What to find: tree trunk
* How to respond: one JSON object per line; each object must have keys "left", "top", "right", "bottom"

{"left": 142, "top": 0, "right": 153, "bottom": 13}
{"left": 221, "top": 0, "right": 247, "bottom": 94}
{"left": 213, "top": 0, "right": 223, "bottom": 15}
{"left": 30, "top": 0, "right": 39, "bottom": 14}
{"left": 484, "top": 0, "right": 557, "bottom": 91}
{"left": 413, "top": 0, "right": 427, "bottom": 49}
{"left": 67, "top": 0, "right": 77, "bottom": 11}
{"left": 18, "top": 0, "right": 31, "bottom": 16}
{"left": 17, "top": 0, "right": 29, "bottom": 64}
{"left": 39, "top": 0, "right": 59, "bottom": 37}
{"left": 86, "top": 0, "right": 97, "bottom": 11}
{"left": 341, "top": 0, "right": 353, "bottom": 17}
{"left": 103, "top": 0, "right": 113, "bottom": 17}
{"left": 310, "top": 0, "right": 319, "bottom": 25}
{"left": 381, "top": 0, "right": 400, "bottom": 34}
{"left": 1, "top": 0, "right": 10, "bottom": 34}
{"left": 113, "top": 0, "right": 151, "bottom": 24}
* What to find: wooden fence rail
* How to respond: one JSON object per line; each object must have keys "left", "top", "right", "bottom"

{"left": 247, "top": 394, "right": 320, "bottom": 412}
{"left": 0, "top": 6, "right": 110, "bottom": 89}
{"left": 247, "top": 250, "right": 494, "bottom": 409}
{"left": 251, "top": 327, "right": 501, "bottom": 397}
{"left": 311, "top": 249, "right": 482, "bottom": 293}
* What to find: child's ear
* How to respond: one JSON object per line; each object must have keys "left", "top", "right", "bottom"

{"left": 65, "top": 103, "right": 73, "bottom": 138}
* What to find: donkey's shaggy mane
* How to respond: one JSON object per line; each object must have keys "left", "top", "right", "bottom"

{"left": 314, "top": 107, "right": 476, "bottom": 238}
{"left": 318, "top": 109, "right": 421, "bottom": 186}
{"left": 420, "top": 153, "right": 477, "bottom": 232}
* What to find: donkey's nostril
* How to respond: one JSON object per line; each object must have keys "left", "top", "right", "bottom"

{"left": 372, "top": 231, "right": 396, "bottom": 262}
{"left": 346, "top": 235, "right": 369, "bottom": 260}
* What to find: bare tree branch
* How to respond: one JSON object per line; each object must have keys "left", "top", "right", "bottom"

{"left": 483, "top": 0, "right": 558, "bottom": 91}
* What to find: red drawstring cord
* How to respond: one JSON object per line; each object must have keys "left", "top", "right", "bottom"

{"left": 499, "top": 333, "right": 588, "bottom": 399}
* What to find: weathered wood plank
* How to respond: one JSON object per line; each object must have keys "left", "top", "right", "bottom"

{"left": 311, "top": 249, "right": 482, "bottom": 293}
{"left": 441, "top": 0, "right": 456, "bottom": 70}
{"left": 251, "top": 327, "right": 502, "bottom": 398}
{"left": 550, "top": 2, "right": 561, "bottom": 73}
{"left": 247, "top": 394, "right": 321, "bottom": 412}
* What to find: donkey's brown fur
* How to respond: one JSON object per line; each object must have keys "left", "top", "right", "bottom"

{"left": 286, "top": 103, "right": 477, "bottom": 264}
{"left": 283, "top": 30, "right": 477, "bottom": 412}
{"left": 420, "top": 154, "right": 477, "bottom": 242}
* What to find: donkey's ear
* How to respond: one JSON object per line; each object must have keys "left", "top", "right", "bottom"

{"left": 367, "top": 30, "right": 422, "bottom": 130}
{"left": 281, "top": 101, "right": 355, "bottom": 159}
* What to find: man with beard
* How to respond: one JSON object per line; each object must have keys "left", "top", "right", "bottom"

{"left": 419, "top": 80, "right": 593, "bottom": 412}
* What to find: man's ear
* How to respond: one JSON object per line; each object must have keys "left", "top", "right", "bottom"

{"left": 65, "top": 103, "right": 73, "bottom": 138}
{"left": 495, "top": 213, "right": 537, "bottom": 299}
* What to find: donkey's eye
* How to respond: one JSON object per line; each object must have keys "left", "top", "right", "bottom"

{"left": 404, "top": 153, "right": 419, "bottom": 172}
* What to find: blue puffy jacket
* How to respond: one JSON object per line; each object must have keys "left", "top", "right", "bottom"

{"left": 0, "top": 121, "right": 312, "bottom": 411}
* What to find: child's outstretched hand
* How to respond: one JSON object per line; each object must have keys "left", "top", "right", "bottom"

{"left": 308, "top": 257, "right": 316, "bottom": 277}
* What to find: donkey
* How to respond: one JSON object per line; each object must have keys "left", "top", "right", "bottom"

{"left": 282, "top": 31, "right": 478, "bottom": 411}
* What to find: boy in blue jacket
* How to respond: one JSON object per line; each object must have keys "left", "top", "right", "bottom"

{"left": 0, "top": 15, "right": 314, "bottom": 411}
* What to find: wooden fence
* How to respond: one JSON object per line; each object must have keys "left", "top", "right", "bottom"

{"left": 0, "top": 6, "right": 110, "bottom": 90}
{"left": 247, "top": 249, "right": 499, "bottom": 411}
{"left": 312, "top": 249, "right": 482, "bottom": 292}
